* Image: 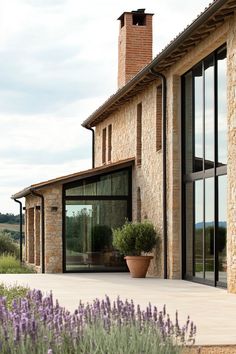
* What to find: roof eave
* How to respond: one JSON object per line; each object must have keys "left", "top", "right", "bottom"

{"left": 12, "top": 187, "right": 33, "bottom": 200}
{"left": 82, "top": 0, "right": 233, "bottom": 128}
{"left": 11, "top": 158, "right": 135, "bottom": 199}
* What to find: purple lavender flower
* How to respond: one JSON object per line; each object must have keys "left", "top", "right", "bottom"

{"left": 0, "top": 289, "right": 196, "bottom": 352}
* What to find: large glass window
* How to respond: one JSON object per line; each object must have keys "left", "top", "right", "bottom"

{"left": 205, "top": 177, "right": 214, "bottom": 281}
{"left": 204, "top": 56, "right": 214, "bottom": 169}
{"left": 64, "top": 168, "right": 131, "bottom": 272}
{"left": 194, "top": 180, "right": 204, "bottom": 278}
{"left": 66, "top": 170, "right": 129, "bottom": 197}
{"left": 183, "top": 45, "right": 227, "bottom": 287}
{"left": 193, "top": 63, "right": 203, "bottom": 172}
{"left": 217, "top": 47, "right": 227, "bottom": 166}
{"left": 218, "top": 175, "right": 227, "bottom": 284}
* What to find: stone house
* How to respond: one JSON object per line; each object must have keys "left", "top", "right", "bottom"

{"left": 12, "top": 0, "right": 236, "bottom": 293}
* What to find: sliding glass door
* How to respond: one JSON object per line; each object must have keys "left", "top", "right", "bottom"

{"left": 63, "top": 168, "right": 132, "bottom": 272}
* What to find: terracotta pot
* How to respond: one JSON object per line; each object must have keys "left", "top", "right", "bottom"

{"left": 124, "top": 256, "right": 153, "bottom": 278}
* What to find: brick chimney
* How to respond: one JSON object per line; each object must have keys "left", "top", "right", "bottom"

{"left": 117, "top": 9, "right": 153, "bottom": 89}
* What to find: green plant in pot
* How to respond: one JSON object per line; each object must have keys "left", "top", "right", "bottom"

{"left": 112, "top": 221, "right": 157, "bottom": 278}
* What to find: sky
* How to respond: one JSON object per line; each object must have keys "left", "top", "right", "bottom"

{"left": 0, "top": 0, "right": 211, "bottom": 214}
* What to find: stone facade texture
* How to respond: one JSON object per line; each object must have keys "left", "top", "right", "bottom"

{"left": 94, "top": 18, "right": 233, "bottom": 284}
{"left": 25, "top": 186, "right": 63, "bottom": 273}
{"left": 226, "top": 13, "right": 236, "bottom": 294}
{"left": 95, "top": 84, "right": 163, "bottom": 276}
{"left": 22, "top": 8, "right": 236, "bottom": 295}
{"left": 27, "top": 208, "right": 34, "bottom": 264}
{"left": 34, "top": 208, "right": 40, "bottom": 266}
{"left": 43, "top": 187, "right": 63, "bottom": 273}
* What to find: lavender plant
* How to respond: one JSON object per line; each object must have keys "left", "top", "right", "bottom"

{"left": 0, "top": 289, "right": 196, "bottom": 354}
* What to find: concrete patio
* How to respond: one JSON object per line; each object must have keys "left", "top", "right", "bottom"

{"left": 0, "top": 273, "right": 236, "bottom": 348}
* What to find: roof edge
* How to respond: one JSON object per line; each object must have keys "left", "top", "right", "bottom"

{"left": 12, "top": 187, "right": 34, "bottom": 200}
{"left": 82, "top": 0, "right": 230, "bottom": 128}
{"left": 11, "top": 158, "right": 135, "bottom": 199}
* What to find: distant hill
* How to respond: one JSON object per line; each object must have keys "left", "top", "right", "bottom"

{"left": 0, "top": 213, "right": 24, "bottom": 224}
{"left": 0, "top": 213, "right": 25, "bottom": 242}
{"left": 0, "top": 223, "right": 20, "bottom": 232}
{"left": 195, "top": 221, "right": 226, "bottom": 229}
{"left": 0, "top": 224, "right": 25, "bottom": 242}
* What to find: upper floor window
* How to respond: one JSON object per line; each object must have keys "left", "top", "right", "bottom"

{"left": 102, "top": 128, "right": 106, "bottom": 164}
{"left": 136, "top": 103, "right": 142, "bottom": 166}
{"left": 108, "top": 124, "right": 112, "bottom": 162}
{"left": 183, "top": 45, "right": 227, "bottom": 175}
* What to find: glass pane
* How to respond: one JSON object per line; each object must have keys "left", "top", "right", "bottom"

{"left": 194, "top": 180, "right": 204, "bottom": 278}
{"left": 65, "top": 200, "right": 128, "bottom": 271}
{"left": 217, "top": 48, "right": 227, "bottom": 166}
{"left": 65, "top": 179, "right": 96, "bottom": 196}
{"left": 111, "top": 170, "right": 129, "bottom": 195}
{"left": 204, "top": 56, "right": 214, "bottom": 170}
{"left": 186, "top": 183, "right": 194, "bottom": 277}
{"left": 218, "top": 175, "right": 227, "bottom": 285}
{"left": 66, "top": 170, "right": 129, "bottom": 196}
{"left": 184, "top": 72, "right": 193, "bottom": 175}
{"left": 97, "top": 175, "right": 112, "bottom": 195}
{"left": 193, "top": 64, "right": 203, "bottom": 172}
{"left": 205, "top": 178, "right": 214, "bottom": 281}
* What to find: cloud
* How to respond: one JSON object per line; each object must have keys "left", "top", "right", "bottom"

{"left": 0, "top": 0, "right": 211, "bottom": 213}
{"left": 24, "top": 0, "right": 66, "bottom": 8}
{"left": 0, "top": 114, "right": 91, "bottom": 151}
{"left": 1, "top": 158, "right": 92, "bottom": 213}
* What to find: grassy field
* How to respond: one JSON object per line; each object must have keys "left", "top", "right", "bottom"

{"left": 0, "top": 223, "right": 25, "bottom": 232}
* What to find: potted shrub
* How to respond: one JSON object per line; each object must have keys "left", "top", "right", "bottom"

{"left": 112, "top": 221, "right": 157, "bottom": 278}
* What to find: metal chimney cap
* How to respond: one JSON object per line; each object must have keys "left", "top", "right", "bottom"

{"left": 132, "top": 9, "right": 146, "bottom": 14}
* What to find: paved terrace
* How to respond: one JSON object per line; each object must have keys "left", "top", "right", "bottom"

{"left": 0, "top": 273, "right": 236, "bottom": 346}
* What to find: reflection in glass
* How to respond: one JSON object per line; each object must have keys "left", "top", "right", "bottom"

{"left": 194, "top": 180, "right": 204, "bottom": 278}
{"left": 205, "top": 178, "right": 214, "bottom": 281}
{"left": 183, "top": 46, "right": 227, "bottom": 287}
{"left": 185, "top": 73, "right": 193, "bottom": 175}
{"left": 186, "top": 183, "right": 194, "bottom": 276}
{"left": 65, "top": 200, "right": 128, "bottom": 271}
{"left": 218, "top": 175, "right": 227, "bottom": 284}
{"left": 204, "top": 56, "right": 214, "bottom": 169}
{"left": 66, "top": 170, "right": 129, "bottom": 196}
{"left": 217, "top": 48, "right": 227, "bottom": 166}
{"left": 194, "top": 64, "right": 203, "bottom": 172}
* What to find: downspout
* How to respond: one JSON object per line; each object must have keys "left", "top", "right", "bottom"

{"left": 85, "top": 126, "right": 95, "bottom": 168}
{"left": 149, "top": 68, "right": 168, "bottom": 279}
{"left": 13, "top": 199, "right": 23, "bottom": 263}
{"left": 30, "top": 190, "right": 45, "bottom": 273}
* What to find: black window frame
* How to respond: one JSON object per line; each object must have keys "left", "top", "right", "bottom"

{"left": 182, "top": 44, "right": 227, "bottom": 288}
{"left": 62, "top": 166, "right": 132, "bottom": 273}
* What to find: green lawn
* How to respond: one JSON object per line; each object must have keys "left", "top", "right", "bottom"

{"left": 0, "top": 254, "right": 35, "bottom": 274}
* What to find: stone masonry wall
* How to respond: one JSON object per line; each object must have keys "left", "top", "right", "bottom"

{"left": 43, "top": 186, "right": 63, "bottom": 273}
{"left": 34, "top": 208, "right": 40, "bottom": 266}
{"left": 27, "top": 207, "right": 34, "bottom": 264}
{"left": 226, "top": 13, "right": 236, "bottom": 293}
{"left": 25, "top": 195, "right": 40, "bottom": 267}
{"left": 94, "top": 18, "right": 231, "bottom": 281}
{"left": 25, "top": 185, "right": 63, "bottom": 273}
{"left": 95, "top": 84, "right": 163, "bottom": 276}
